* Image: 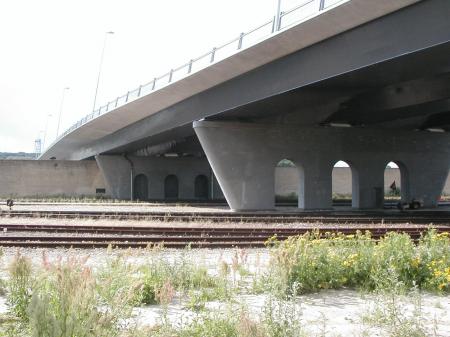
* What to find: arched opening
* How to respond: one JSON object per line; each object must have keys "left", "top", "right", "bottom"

{"left": 332, "top": 160, "right": 354, "bottom": 208}
{"left": 194, "top": 175, "right": 209, "bottom": 199}
{"left": 164, "top": 174, "right": 179, "bottom": 199}
{"left": 134, "top": 174, "right": 149, "bottom": 201}
{"left": 384, "top": 161, "right": 408, "bottom": 205}
{"left": 274, "top": 159, "right": 299, "bottom": 207}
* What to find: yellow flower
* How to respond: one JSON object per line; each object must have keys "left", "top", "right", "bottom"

{"left": 438, "top": 283, "right": 446, "bottom": 290}
{"left": 411, "top": 257, "right": 420, "bottom": 268}
{"left": 434, "top": 270, "right": 443, "bottom": 278}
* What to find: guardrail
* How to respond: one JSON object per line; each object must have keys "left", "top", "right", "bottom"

{"left": 47, "top": 0, "right": 345, "bottom": 150}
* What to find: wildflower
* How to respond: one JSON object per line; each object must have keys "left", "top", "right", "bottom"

{"left": 411, "top": 257, "right": 421, "bottom": 268}
{"left": 434, "top": 270, "right": 443, "bottom": 278}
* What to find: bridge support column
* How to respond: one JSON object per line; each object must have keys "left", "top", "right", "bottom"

{"left": 194, "top": 121, "right": 450, "bottom": 211}
{"left": 300, "top": 160, "right": 332, "bottom": 209}
{"left": 95, "top": 155, "right": 131, "bottom": 199}
{"left": 192, "top": 123, "right": 276, "bottom": 210}
{"left": 352, "top": 160, "right": 385, "bottom": 209}
{"left": 406, "top": 159, "right": 449, "bottom": 207}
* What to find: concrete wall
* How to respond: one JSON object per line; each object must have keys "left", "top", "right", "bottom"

{"left": 96, "top": 155, "right": 224, "bottom": 200}
{"left": 1, "top": 159, "right": 448, "bottom": 201}
{"left": 0, "top": 160, "right": 107, "bottom": 198}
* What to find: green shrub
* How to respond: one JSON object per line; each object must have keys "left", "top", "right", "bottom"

{"left": 96, "top": 254, "right": 142, "bottom": 309}
{"left": 27, "top": 256, "right": 120, "bottom": 337}
{"left": 7, "top": 253, "right": 33, "bottom": 321}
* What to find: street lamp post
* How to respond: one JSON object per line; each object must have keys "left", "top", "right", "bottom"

{"left": 92, "top": 31, "right": 114, "bottom": 112}
{"left": 56, "top": 87, "right": 70, "bottom": 136}
{"left": 43, "top": 113, "right": 52, "bottom": 149}
{"left": 275, "top": 0, "right": 282, "bottom": 31}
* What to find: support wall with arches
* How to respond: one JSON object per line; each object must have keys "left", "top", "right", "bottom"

{"left": 95, "top": 155, "right": 224, "bottom": 201}
{"left": 194, "top": 121, "right": 450, "bottom": 211}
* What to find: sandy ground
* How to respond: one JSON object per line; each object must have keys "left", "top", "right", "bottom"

{"left": 0, "top": 247, "right": 449, "bottom": 336}
{"left": 132, "top": 291, "right": 450, "bottom": 336}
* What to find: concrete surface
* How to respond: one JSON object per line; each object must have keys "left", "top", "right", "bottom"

{"left": 0, "top": 160, "right": 107, "bottom": 198}
{"left": 95, "top": 155, "right": 224, "bottom": 200}
{"left": 195, "top": 121, "right": 450, "bottom": 210}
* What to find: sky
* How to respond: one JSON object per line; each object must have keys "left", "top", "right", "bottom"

{"left": 0, "top": 0, "right": 290, "bottom": 153}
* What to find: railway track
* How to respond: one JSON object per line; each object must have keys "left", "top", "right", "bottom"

{"left": 1, "top": 209, "right": 450, "bottom": 248}
{"left": 0, "top": 223, "right": 448, "bottom": 248}
{"left": 3, "top": 209, "right": 450, "bottom": 224}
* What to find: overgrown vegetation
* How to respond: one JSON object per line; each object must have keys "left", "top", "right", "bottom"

{"left": 0, "top": 230, "right": 448, "bottom": 336}
{"left": 263, "top": 230, "right": 450, "bottom": 296}
{"left": 138, "top": 254, "right": 230, "bottom": 306}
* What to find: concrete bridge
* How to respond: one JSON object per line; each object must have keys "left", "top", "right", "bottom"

{"left": 39, "top": 0, "right": 450, "bottom": 210}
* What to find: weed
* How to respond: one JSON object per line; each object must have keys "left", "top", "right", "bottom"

{"left": 7, "top": 252, "right": 33, "bottom": 321}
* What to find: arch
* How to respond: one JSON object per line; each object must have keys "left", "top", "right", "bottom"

{"left": 332, "top": 160, "right": 357, "bottom": 208}
{"left": 194, "top": 175, "right": 209, "bottom": 199}
{"left": 384, "top": 161, "right": 409, "bottom": 204}
{"left": 133, "top": 174, "right": 149, "bottom": 201}
{"left": 274, "top": 159, "right": 299, "bottom": 207}
{"left": 164, "top": 174, "right": 179, "bottom": 199}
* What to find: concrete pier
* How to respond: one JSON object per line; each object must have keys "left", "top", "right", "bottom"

{"left": 194, "top": 121, "right": 450, "bottom": 211}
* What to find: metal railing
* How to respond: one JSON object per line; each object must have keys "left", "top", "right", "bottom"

{"left": 48, "top": 0, "right": 346, "bottom": 149}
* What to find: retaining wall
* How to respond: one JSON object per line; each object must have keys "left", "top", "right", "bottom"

{"left": 0, "top": 160, "right": 107, "bottom": 198}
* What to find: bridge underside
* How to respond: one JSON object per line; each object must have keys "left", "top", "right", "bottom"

{"left": 49, "top": 0, "right": 450, "bottom": 210}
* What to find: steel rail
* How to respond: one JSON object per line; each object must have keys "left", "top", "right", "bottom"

{"left": 0, "top": 224, "right": 447, "bottom": 236}
{"left": 2, "top": 210, "right": 450, "bottom": 225}
{"left": 0, "top": 227, "right": 446, "bottom": 249}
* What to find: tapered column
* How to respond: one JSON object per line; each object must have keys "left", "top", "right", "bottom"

{"left": 194, "top": 121, "right": 276, "bottom": 210}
